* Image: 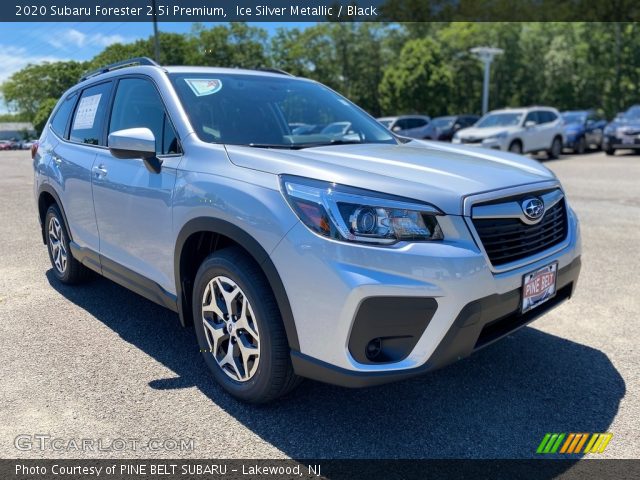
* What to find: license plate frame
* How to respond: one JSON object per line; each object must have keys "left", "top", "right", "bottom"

{"left": 521, "top": 262, "right": 558, "bottom": 313}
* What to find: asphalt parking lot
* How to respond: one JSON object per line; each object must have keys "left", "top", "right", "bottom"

{"left": 0, "top": 149, "right": 638, "bottom": 459}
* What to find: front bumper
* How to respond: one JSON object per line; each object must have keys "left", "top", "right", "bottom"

{"left": 563, "top": 135, "right": 581, "bottom": 149}
{"left": 271, "top": 204, "right": 581, "bottom": 386}
{"left": 292, "top": 257, "right": 580, "bottom": 387}
{"left": 603, "top": 134, "right": 640, "bottom": 149}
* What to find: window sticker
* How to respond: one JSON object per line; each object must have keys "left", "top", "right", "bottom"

{"left": 185, "top": 78, "right": 223, "bottom": 97}
{"left": 72, "top": 94, "right": 102, "bottom": 130}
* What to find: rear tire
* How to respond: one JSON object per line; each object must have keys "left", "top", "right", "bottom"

{"left": 548, "top": 136, "right": 562, "bottom": 159}
{"left": 605, "top": 147, "right": 616, "bottom": 156}
{"left": 576, "top": 136, "right": 586, "bottom": 154}
{"left": 192, "top": 247, "right": 300, "bottom": 403}
{"left": 45, "top": 204, "right": 90, "bottom": 284}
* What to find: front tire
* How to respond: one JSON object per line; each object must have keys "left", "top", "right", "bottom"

{"left": 605, "top": 146, "right": 616, "bottom": 156}
{"left": 576, "top": 136, "right": 586, "bottom": 154}
{"left": 548, "top": 136, "right": 562, "bottom": 159}
{"left": 45, "top": 204, "right": 90, "bottom": 284}
{"left": 508, "top": 140, "right": 523, "bottom": 154}
{"left": 192, "top": 247, "right": 299, "bottom": 403}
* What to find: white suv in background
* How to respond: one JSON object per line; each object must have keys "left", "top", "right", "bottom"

{"left": 452, "top": 107, "right": 564, "bottom": 158}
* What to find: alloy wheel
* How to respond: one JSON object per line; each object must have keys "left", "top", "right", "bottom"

{"left": 201, "top": 275, "right": 260, "bottom": 382}
{"left": 48, "top": 217, "right": 68, "bottom": 274}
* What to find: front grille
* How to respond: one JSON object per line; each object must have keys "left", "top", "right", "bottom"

{"left": 461, "top": 137, "right": 483, "bottom": 144}
{"left": 472, "top": 198, "right": 568, "bottom": 266}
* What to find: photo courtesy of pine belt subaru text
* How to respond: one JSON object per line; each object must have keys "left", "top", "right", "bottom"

{"left": 33, "top": 58, "right": 582, "bottom": 403}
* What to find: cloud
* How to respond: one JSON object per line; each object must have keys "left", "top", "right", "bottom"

{"left": 47, "top": 29, "right": 129, "bottom": 50}
{"left": 0, "top": 45, "right": 69, "bottom": 113}
{"left": 0, "top": 45, "right": 67, "bottom": 85}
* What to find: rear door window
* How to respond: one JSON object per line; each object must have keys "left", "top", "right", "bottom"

{"left": 70, "top": 82, "right": 113, "bottom": 146}
{"left": 50, "top": 92, "right": 78, "bottom": 138}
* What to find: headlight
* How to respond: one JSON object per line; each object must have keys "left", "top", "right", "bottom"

{"left": 280, "top": 175, "right": 444, "bottom": 245}
{"left": 604, "top": 125, "right": 616, "bottom": 135}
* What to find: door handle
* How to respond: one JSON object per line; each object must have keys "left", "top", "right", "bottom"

{"left": 92, "top": 164, "right": 108, "bottom": 178}
{"left": 52, "top": 155, "right": 62, "bottom": 165}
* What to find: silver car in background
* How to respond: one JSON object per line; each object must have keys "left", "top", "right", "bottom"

{"left": 377, "top": 114, "right": 431, "bottom": 139}
{"left": 33, "top": 58, "right": 581, "bottom": 403}
{"left": 453, "top": 106, "right": 565, "bottom": 158}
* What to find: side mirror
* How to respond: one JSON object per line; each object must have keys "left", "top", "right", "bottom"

{"left": 108, "top": 128, "right": 162, "bottom": 174}
{"left": 392, "top": 126, "right": 402, "bottom": 132}
{"left": 524, "top": 120, "right": 536, "bottom": 128}
{"left": 453, "top": 123, "right": 462, "bottom": 131}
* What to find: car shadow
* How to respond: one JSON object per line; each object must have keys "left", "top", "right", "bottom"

{"left": 46, "top": 270, "right": 625, "bottom": 460}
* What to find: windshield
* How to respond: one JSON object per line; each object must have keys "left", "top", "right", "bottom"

{"left": 624, "top": 106, "right": 640, "bottom": 120}
{"left": 432, "top": 117, "right": 455, "bottom": 128}
{"left": 170, "top": 73, "right": 396, "bottom": 148}
{"left": 562, "top": 112, "right": 587, "bottom": 125}
{"left": 378, "top": 119, "right": 393, "bottom": 128}
{"left": 476, "top": 112, "right": 522, "bottom": 128}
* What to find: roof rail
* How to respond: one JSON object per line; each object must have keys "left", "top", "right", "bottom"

{"left": 253, "top": 67, "right": 294, "bottom": 77}
{"left": 80, "top": 57, "right": 160, "bottom": 82}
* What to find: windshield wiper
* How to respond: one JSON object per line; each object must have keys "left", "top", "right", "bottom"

{"left": 244, "top": 143, "right": 301, "bottom": 149}
{"left": 294, "top": 139, "right": 366, "bottom": 149}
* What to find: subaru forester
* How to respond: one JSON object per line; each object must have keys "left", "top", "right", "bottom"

{"left": 33, "top": 58, "right": 581, "bottom": 403}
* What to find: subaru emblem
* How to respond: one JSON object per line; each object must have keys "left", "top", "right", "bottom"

{"left": 522, "top": 197, "right": 545, "bottom": 222}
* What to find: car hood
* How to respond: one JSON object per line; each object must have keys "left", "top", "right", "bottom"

{"left": 224, "top": 140, "right": 556, "bottom": 215}
{"left": 456, "top": 126, "right": 519, "bottom": 139}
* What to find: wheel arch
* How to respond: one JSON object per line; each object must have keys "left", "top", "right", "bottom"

{"left": 174, "top": 217, "right": 300, "bottom": 351}
{"left": 508, "top": 138, "right": 523, "bottom": 152}
{"left": 37, "top": 184, "right": 70, "bottom": 245}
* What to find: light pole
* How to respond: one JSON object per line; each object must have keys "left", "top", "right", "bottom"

{"left": 470, "top": 47, "right": 503, "bottom": 115}
{"left": 151, "top": 0, "right": 161, "bottom": 63}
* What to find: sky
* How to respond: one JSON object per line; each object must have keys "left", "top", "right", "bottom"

{"left": 0, "top": 21, "right": 309, "bottom": 113}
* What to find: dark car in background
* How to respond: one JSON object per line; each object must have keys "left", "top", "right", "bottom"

{"left": 561, "top": 110, "right": 606, "bottom": 154}
{"left": 603, "top": 105, "right": 640, "bottom": 155}
{"left": 422, "top": 115, "right": 480, "bottom": 141}
{"left": 377, "top": 115, "right": 431, "bottom": 138}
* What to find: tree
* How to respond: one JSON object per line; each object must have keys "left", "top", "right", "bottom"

{"left": 379, "top": 38, "right": 453, "bottom": 116}
{"left": 1, "top": 61, "right": 87, "bottom": 119}
{"left": 191, "top": 23, "right": 269, "bottom": 68}
{"left": 33, "top": 98, "right": 58, "bottom": 135}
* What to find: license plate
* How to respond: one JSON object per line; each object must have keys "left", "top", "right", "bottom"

{"left": 522, "top": 263, "right": 558, "bottom": 313}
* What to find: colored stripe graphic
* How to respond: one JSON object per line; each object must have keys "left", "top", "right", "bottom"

{"left": 584, "top": 434, "right": 599, "bottom": 453}
{"left": 574, "top": 433, "right": 588, "bottom": 453}
{"left": 560, "top": 433, "right": 575, "bottom": 453}
{"left": 537, "top": 433, "right": 612, "bottom": 454}
{"left": 536, "top": 434, "right": 551, "bottom": 454}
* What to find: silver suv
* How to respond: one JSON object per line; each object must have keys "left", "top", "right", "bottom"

{"left": 452, "top": 106, "right": 564, "bottom": 158}
{"left": 34, "top": 58, "right": 581, "bottom": 403}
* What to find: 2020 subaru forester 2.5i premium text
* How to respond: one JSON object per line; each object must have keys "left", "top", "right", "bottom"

{"left": 33, "top": 58, "right": 581, "bottom": 403}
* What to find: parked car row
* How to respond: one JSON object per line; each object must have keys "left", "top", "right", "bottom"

{"left": 0, "top": 139, "right": 36, "bottom": 150}
{"left": 378, "top": 104, "right": 640, "bottom": 157}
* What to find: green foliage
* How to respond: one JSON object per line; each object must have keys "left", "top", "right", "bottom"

{"left": 379, "top": 38, "right": 453, "bottom": 115}
{"left": 33, "top": 98, "right": 58, "bottom": 135}
{"left": 1, "top": 61, "right": 88, "bottom": 119}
